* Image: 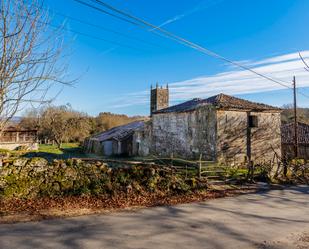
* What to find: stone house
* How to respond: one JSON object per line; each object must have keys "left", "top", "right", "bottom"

{"left": 134, "top": 86, "right": 282, "bottom": 165}
{"left": 0, "top": 126, "right": 38, "bottom": 150}
{"left": 84, "top": 121, "right": 145, "bottom": 156}
{"left": 85, "top": 84, "right": 282, "bottom": 165}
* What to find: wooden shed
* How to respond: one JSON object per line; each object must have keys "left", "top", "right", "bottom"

{"left": 84, "top": 121, "right": 145, "bottom": 157}
{"left": 281, "top": 122, "right": 309, "bottom": 160}
{"left": 0, "top": 126, "right": 38, "bottom": 150}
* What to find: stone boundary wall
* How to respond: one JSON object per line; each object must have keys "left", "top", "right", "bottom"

{"left": 0, "top": 158, "right": 200, "bottom": 199}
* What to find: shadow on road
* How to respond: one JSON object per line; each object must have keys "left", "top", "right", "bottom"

{"left": 0, "top": 185, "right": 308, "bottom": 249}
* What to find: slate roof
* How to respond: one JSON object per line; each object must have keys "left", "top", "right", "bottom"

{"left": 90, "top": 121, "right": 145, "bottom": 142}
{"left": 154, "top": 93, "right": 281, "bottom": 114}
{"left": 281, "top": 122, "right": 309, "bottom": 145}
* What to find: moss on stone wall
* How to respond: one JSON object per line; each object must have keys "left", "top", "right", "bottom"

{"left": 0, "top": 158, "right": 203, "bottom": 199}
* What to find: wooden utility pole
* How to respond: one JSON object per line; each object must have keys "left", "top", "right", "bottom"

{"left": 246, "top": 112, "right": 253, "bottom": 181}
{"left": 293, "top": 76, "right": 298, "bottom": 158}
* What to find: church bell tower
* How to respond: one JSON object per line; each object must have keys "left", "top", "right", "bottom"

{"left": 150, "top": 83, "right": 169, "bottom": 116}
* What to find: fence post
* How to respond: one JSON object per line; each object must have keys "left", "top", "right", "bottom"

{"left": 198, "top": 154, "right": 202, "bottom": 179}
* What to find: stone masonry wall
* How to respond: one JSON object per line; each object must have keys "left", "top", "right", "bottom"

{"left": 250, "top": 111, "right": 281, "bottom": 163}
{"left": 0, "top": 158, "right": 198, "bottom": 199}
{"left": 216, "top": 110, "right": 281, "bottom": 165}
{"left": 151, "top": 106, "right": 217, "bottom": 160}
{"left": 133, "top": 122, "right": 152, "bottom": 157}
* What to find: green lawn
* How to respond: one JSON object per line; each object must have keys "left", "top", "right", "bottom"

{"left": 38, "top": 143, "right": 81, "bottom": 155}
{"left": 25, "top": 143, "right": 88, "bottom": 161}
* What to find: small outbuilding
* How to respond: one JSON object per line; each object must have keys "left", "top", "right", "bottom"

{"left": 0, "top": 127, "right": 38, "bottom": 150}
{"left": 84, "top": 121, "right": 145, "bottom": 156}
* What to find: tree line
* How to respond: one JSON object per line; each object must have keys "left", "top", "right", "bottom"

{"left": 281, "top": 105, "right": 309, "bottom": 124}
{"left": 18, "top": 105, "right": 145, "bottom": 148}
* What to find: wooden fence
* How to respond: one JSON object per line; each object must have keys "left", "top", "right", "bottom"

{"left": 76, "top": 155, "right": 249, "bottom": 182}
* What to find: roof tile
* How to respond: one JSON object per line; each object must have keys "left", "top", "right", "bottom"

{"left": 154, "top": 93, "right": 280, "bottom": 114}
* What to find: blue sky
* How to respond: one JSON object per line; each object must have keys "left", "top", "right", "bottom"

{"left": 44, "top": 0, "right": 309, "bottom": 116}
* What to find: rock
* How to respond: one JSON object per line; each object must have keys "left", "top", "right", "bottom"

{"left": 0, "top": 167, "right": 11, "bottom": 177}
{"left": 28, "top": 157, "right": 48, "bottom": 168}
{"left": 52, "top": 182, "right": 61, "bottom": 192}
{"left": 64, "top": 167, "right": 78, "bottom": 180}
{"left": 13, "top": 158, "right": 28, "bottom": 167}
{"left": 60, "top": 161, "right": 67, "bottom": 169}
{"left": 96, "top": 161, "right": 102, "bottom": 166}
{"left": 99, "top": 164, "right": 108, "bottom": 172}
{"left": 61, "top": 180, "right": 74, "bottom": 190}
{"left": 126, "top": 184, "right": 133, "bottom": 194}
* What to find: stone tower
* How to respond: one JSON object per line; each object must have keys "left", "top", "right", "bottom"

{"left": 150, "top": 83, "right": 169, "bottom": 116}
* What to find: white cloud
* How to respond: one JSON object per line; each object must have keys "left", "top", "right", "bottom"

{"left": 110, "top": 50, "right": 309, "bottom": 108}
{"left": 246, "top": 51, "right": 309, "bottom": 67}
{"left": 152, "top": 0, "right": 225, "bottom": 30}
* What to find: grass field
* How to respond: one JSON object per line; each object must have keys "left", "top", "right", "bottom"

{"left": 38, "top": 143, "right": 81, "bottom": 154}
{"left": 26, "top": 143, "right": 88, "bottom": 161}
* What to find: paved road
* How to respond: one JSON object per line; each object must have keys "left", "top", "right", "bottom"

{"left": 0, "top": 186, "right": 308, "bottom": 249}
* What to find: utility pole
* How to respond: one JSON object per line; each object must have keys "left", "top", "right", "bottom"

{"left": 293, "top": 76, "right": 298, "bottom": 158}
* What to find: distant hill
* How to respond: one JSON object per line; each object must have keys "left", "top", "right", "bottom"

{"left": 10, "top": 116, "right": 22, "bottom": 123}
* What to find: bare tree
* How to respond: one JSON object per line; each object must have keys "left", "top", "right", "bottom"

{"left": 39, "top": 105, "right": 91, "bottom": 148}
{"left": 0, "top": 0, "right": 71, "bottom": 133}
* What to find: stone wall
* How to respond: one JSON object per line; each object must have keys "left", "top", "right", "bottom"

{"left": 0, "top": 158, "right": 197, "bottom": 199}
{"left": 250, "top": 111, "right": 281, "bottom": 163}
{"left": 150, "top": 106, "right": 217, "bottom": 160}
{"left": 216, "top": 110, "right": 281, "bottom": 165}
{"left": 133, "top": 121, "right": 152, "bottom": 157}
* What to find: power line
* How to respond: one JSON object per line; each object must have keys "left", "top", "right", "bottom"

{"left": 91, "top": 0, "right": 293, "bottom": 88}
{"left": 48, "top": 9, "right": 160, "bottom": 48}
{"left": 47, "top": 22, "right": 145, "bottom": 51}
{"left": 16, "top": 6, "right": 147, "bottom": 52}
{"left": 73, "top": 0, "right": 142, "bottom": 27}
{"left": 75, "top": 0, "right": 309, "bottom": 100}
{"left": 72, "top": 0, "right": 177, "bottom": 42}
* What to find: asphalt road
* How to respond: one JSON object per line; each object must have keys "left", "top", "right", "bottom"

{"left": 0, "top": 185, "right": 308, "bottom": 249}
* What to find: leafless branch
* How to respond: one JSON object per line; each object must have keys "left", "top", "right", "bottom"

{"left": 0, "top": 0, "right": 73, "bottom": 132}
